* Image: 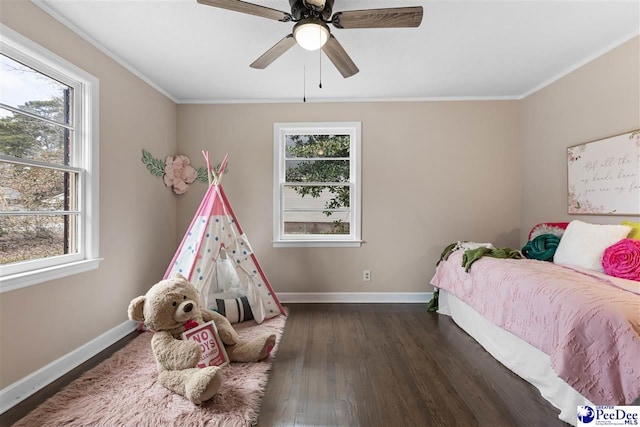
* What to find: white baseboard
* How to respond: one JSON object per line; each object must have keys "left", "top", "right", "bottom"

{"left": 0, "top": 320, "right": 138, "bottom": 415}
{"left": 279, "top": 292, "right": 433, "bottom": 303}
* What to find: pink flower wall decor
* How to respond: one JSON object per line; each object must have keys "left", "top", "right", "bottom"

{"left": 163, "top": 155, "right": 197, "bottom": 194}
{"left": 141, "top": 149, "right": 212, "bottom": 195}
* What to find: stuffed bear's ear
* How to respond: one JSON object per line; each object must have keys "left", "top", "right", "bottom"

{"left": 128, "top": 296, "right": 146, "bottom": 322}
{"left": 170, "top": 272, "right": 187, "bottom": 281}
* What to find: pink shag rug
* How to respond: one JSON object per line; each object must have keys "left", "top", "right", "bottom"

{"left": 14, "top": 315, "right": 287, "bottom": 427}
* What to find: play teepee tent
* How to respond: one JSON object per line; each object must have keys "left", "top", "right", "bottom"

{"left": 164, "top": 152, "right": 285, "bottom": 323}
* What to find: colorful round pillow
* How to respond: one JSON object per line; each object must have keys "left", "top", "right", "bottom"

{"left": 602, "top": 238, "right": 640, "bottom": 281}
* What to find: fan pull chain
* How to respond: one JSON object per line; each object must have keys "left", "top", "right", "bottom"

{"left": 319, "top": 46, "right": 322, "bottom": 89}
{"left": 303, "top": 53, "right": 306, "bottom": 103}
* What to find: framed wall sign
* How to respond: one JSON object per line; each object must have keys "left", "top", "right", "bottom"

{"left": 567, "top": 130, "right": 640, "bottom": 215}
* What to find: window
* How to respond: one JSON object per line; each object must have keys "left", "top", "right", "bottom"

{"left": 0, "top": 25, "right": 99, "bottom": 292}
{"left": 273, "top": 122, "right": 361, "bottom": 247}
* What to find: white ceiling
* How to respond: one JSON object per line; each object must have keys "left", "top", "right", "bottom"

{"left": 34, "top": 0, "right": 639, "bottom": 103}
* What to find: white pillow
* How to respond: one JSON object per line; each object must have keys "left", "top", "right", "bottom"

{"left": 554, "top": 220, "right": 632, "bottom": 272}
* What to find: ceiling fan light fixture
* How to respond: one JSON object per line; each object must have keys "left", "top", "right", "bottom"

{"left": 293, "top": 19, "right": 329, "bottom": 51}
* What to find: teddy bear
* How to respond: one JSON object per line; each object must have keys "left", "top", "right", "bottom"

{"left": 127, "top": 273, "right": 276, "bottom": 404}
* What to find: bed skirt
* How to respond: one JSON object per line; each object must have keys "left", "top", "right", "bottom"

{"left": 438, "top": 290, "right": 593, "bottom": 426}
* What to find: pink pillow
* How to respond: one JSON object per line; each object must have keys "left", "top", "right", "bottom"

{"left": 602, "top": 239, "right": 640, "bottom": 281}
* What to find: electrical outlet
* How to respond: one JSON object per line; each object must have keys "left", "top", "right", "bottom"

{"left": 363, "top": 270, "right": 371, "bottom": 282}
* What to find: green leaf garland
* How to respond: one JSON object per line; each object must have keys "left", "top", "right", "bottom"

{"left": 142, "top": 149, "right": 228, "bottom": 185}
{"left": 196, "top": 166, "right": 210, "bottom": 183}
{"left": 141, "top": 149, "right": 165, "bottom": 177}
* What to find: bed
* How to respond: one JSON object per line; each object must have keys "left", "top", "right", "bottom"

{"left": 430, "top": 245, "right": 640, "bottom": 425}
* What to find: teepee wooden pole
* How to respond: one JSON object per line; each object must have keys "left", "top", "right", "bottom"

{"left": 216, "top": 153, "right": 230, "bottom": 186}
{"left": 201, "top": 151, "right": 229, "bottom": 186}
{"left": 202, "top": 150, "right": 213, "bottom": 186}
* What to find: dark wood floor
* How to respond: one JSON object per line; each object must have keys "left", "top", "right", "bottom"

{"left": 258, "top": 304, "right": 567, "bottom": 427}
{"left": 1, "top": 304, "right": 568, "bottom": 427}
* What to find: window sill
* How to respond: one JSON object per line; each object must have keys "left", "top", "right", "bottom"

{"left": 273, "top": 240, "right": 363, "bottom": 248}
{"left": 0, "top": 258, "right": 102, "bottom": 293}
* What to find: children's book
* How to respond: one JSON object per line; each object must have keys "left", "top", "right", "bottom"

{"left": 181, "top": 320, "right": 229, "bottom": 368}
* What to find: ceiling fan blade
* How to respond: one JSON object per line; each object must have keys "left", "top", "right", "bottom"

{"left": 250, "top": 35, "right": 297, "bottom": 69}
{"left": 197, "top": 0, "right": 292, "bottom": 22}
{"left": 332, "top": 6, "right": 423, "bottom": 29}
{"left": 321, "top": 35, "right": 359, "bottom": 78}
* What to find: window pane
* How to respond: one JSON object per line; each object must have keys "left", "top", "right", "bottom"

{"left": 283, "top": 211, "right": 351, "bottom": 235}
{"left": 283, "top": 185, "right": 351, "bottom": 235}
{"left": 283, "top": 185, "right": 350, "bottom": 210}
{"left": 285, "top": 159, "right": 349, "bottom": 183}
{"left": 285, "top": 134, "right": 350, "bottom": 159}
{"left": 0, "top": 214, "right": 78, "bottom": 265}
{"left": 0, "top": 107, "right": 70, "bottom": 164}
{"left": 0, "top": 162, "right": 78, "bottom": 212}
{"left": 0, "top": 54, "right": 71, "bottom": 125}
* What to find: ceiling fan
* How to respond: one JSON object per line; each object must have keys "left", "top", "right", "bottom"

{"left": 197, "top": 0, "right": 424, "bottom": 78}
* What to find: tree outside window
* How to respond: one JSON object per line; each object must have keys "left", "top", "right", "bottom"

{"left": 1, "top": 53, "right": 76, "bottom": 266}
{"left": 1, "top": 25, "right": 99, "bottom": 292}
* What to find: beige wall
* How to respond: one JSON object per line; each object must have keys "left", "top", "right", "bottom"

{"left": 177, "top": 101, "right": 521, "bottom": 294}
{"left": 520, "top": 36, "right": 640, "bottom": 242}
{"left": 0, "top": 2, "right": 177, "bottom": 388}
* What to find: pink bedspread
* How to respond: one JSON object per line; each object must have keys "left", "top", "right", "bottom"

{"left": 431, "top": 250, "right": 640, "bottom": 405}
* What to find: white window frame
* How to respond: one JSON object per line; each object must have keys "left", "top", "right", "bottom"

{"left": 273, "top": 121, "right": 361, "bottom": 247}
{"left": 0, "top": 24, "right": 100, "bottom": 293}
